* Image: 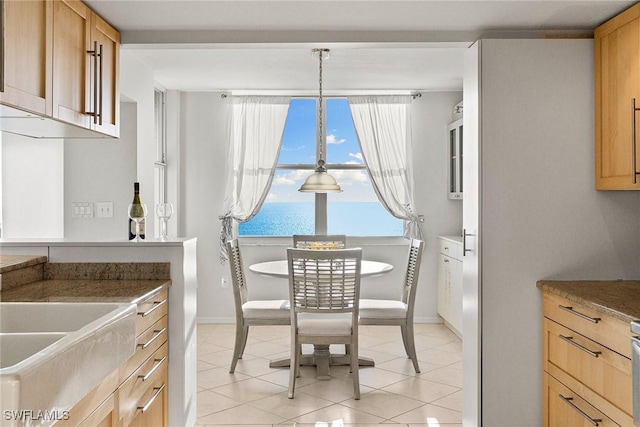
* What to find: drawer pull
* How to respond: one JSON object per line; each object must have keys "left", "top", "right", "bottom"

{"left": 558, "top": 305, "right": 601, "bottom": 323}
{"left": 559, "top": 395, "right": 602, "bottom": 426}
{"left": 137, "top": 384, "right": 166, "bottom": 413}
{"left": 559, "top": 335, "right": 601, "bottom": 358}
{"left": 138, "top": 299, "right": 167, "bottom": 317}
{"left": 138, "top": 356, "right": 167, "bottom": 382}
{"left": 138, "top": 328, "right": 167, "bottom": 350}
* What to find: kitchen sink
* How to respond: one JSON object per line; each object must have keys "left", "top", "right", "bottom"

{"left": 0, "top": 302, "right": 137, "bottom": 427}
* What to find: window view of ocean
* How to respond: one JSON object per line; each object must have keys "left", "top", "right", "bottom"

{"left": 239, "top": 202, "right": 404, "bottom": 236}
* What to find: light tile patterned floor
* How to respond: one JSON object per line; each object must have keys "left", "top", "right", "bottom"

{"left": 196, "top": 323, "right": 463, "bottom": 426}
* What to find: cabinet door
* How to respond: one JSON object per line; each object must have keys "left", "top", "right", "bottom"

{"left": 52, "top": 0, "right": 91, "bottom": 128}
{"left": 449, "top": 258, "right": 463, "bottom": 335}
{"left": 127, "top": 383, "right": 167, "bottom": 427}
{"left": 0, "top": 0, "right": 52, "bottom": 115}
{"left": 447, "top": 119, "right": 463, "bottom": 199}
{"left": 89, "top": 13, "right": 119, "bottom": 137}
{"left": 595, "top": 4, "right": 640, "bottom": 190}
{"left": 437, "top": 253, "right": 451, "bottom": 320}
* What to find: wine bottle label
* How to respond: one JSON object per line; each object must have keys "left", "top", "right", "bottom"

{"left": 130, "top": 219, "right": 146, "bottom": 237}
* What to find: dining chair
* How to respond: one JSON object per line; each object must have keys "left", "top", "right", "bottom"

{"left": 226, "top": 239, "right": 290, "bottom": 373}
{"left": 292, "top": 234, "right": 347, "bottom": 250}
{"left": 359, "top": 238, "right": 424, "bottom": 373}
{"left": 286, "top": 247, "right": 363, "bottom": 399}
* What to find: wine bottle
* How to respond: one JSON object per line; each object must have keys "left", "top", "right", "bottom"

{"left": 128, "top": 182, "right": 145, "bottom": 240}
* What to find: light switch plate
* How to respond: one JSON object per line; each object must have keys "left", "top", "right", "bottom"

{"left": 96, "top": 201, "right": 114, "bottom": 218}
{"left": 72, "top": 202, "right": 94, "bottom": 218}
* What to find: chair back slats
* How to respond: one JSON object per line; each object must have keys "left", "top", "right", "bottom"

{"left": 287, "top": 248, "right": 362, "bottom": 314}
{"left": 226, "top": 239, "right": 249, "bottom": 307}
{"left": 293, "top": 234, "right": 347, "bottom": 250}
{"left": 401, "top": 239, "right": 424, "bottom": 307}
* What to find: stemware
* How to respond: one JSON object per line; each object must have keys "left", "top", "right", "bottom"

{"left": 128, "top": 203, "right": 147, "bottom": 242}
{"left": 156, "top": 203, "right": 174, "bottom": 241}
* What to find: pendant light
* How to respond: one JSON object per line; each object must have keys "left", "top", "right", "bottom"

{"left": 298, "top": 48, "right": 342, "bottom": 193}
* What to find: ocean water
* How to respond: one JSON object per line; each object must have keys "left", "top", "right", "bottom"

{"left": 239, "top": 202, "right": 404, "bottom": 236}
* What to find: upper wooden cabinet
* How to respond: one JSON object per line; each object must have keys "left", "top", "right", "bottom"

{"left": 0, "top": 0, "right": 119, "bottom": 138}
{"left": 595, "top": 4, "right": 640, "bottom": 190}
{"left": 0, "top": 0, "right": 53, "bottom": 116}
{"left": 52, "top": 0, "right": 120, "bottom": 137}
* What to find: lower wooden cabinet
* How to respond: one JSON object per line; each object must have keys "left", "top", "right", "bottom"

{"left": 56, "top": 287, "right": 169, "bottom": 427}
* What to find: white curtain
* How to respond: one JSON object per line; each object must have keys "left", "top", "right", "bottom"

{"left": 219, "top": 96, "right": 291, "bottom": 261}
{"left": 348, "top": 95, "right": 423, "bottom": 240}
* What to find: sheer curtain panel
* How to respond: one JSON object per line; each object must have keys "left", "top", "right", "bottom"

{"left": 348, "top": 95, "right": 422, "bottom": 240}
{"left": 219, "top": 96, "right": 291, "bottom": 262}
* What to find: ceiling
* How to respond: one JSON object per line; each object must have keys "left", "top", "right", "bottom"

{"left": 84, "top": 0, "right": 636, "bottom": 93}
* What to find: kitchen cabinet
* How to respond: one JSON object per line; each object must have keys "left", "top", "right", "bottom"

{"left": 447, "top": 119, "right": 463, "bottom": 199}
{"left": 0, "top": 0, "right": 53, "bottom": 116}
{"left": 52, "top": 0, "right": 120, "bottom": 137}
{"left": 595, "top": 3, "right": 640, "bottom": 190}
{"left": 437, "top": 236, "right": 462, "bottom": 337}
{"left": 541, "top": 291, "right": 633, "bottom": 426}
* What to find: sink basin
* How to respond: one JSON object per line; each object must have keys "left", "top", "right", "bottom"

{"left": 0, "top": 303, "right": 137, "bottom": 427}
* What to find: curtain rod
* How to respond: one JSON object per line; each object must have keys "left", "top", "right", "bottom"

{"left": 221, "top": 91, "right": 423, "bottom": 99}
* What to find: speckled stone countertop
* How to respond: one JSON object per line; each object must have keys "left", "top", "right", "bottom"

{"left": 0, "top": 279, "right": 170, "bottom": 304}
{"left": 0, "top": 255, "right": 47, "bottom": 273}
{"left": 537, "top": 280, "right": 640, "bottom": 323}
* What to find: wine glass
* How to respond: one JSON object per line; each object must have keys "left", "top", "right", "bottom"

{"left": 156, "top": 203, "right": 174, "bottom": 241}
{"left": 128, "top": 203, "right": 147, "bottom": 242}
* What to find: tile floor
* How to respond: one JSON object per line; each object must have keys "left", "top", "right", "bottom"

{"left": 196, "top": 323, "right": 463, "bottom": 426}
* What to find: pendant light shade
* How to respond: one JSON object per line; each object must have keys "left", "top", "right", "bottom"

{"left": 299, "top": 160, "right": 342, "bottom": 193}
{"left": 298, "top": 48, "right": 342, "bottom": 193}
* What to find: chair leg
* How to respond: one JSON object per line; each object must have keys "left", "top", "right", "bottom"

{"left": 288, "top": 339, "right": 298, "bottom": 399}
{"left": 351, "top": 338, "right": 360, "bottom": 400}
{"left": 229, "top": 323, "right": 248, "bottom": 373}
{"left": 403, "top": 323, "right": 421, "bottom": 373}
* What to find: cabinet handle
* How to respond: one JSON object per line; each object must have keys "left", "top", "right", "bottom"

{"left": 138, "top": 299, "right": 167, "bottom": 317}
{"left": 138, "top": 327, "right": 166, "bottom": 349}
{"left": 139, "top": 356, "right": 167, "bottom": 382}
{"left": 87, "top": 41, "right": 98, "bottom": 124}
{"left": 444, "top": 259, "right": 449, "bottom": 263}
{"left": 137, "top": 384, "right": 165, "bottom": 413}
{"left": 462, "top": 228, "right": 475, "bottom": 256}
{"left": 98, "top": 44, "right": 103, "bottom": 126}
{"left": 558, "top": 305, "right": 600, "bottom": 323}
{"left": 559, "top": 395, "right": 602, "bottom": 426}
{"left": 632, "top": 98, "right": 639, "bottom": 184}
{"left": 559, "top": 334, "right": 601, "bottom": 358}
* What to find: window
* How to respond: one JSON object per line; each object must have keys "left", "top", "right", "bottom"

{"left": 154, "top": 88, "right": 167, "bottom": 236}
{"left": 239, "top": 98, "right": 403, "bottom": 237}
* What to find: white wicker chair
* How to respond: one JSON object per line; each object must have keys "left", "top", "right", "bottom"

{"left": 359, "top": 238, "right": 424, "bottom": 373}
{"left": 227, "top": 239, "right": 290, "bottom": 373}
{"left": 286, "top": 247, "right": 362, "bottom": 399}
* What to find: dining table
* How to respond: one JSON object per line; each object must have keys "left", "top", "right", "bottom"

{"left": 248, "top": 258, "right": 394, "bottom": 380}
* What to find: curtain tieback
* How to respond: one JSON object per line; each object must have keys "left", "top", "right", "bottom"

{"left": 219, "top": 214, "right": 233, "bottom": 263}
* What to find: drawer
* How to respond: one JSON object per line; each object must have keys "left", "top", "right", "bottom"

{"left": 543, "top": 292, "right": 632, "bottom": 358}
{"left": 439, "top": 238, "right": 461, "bottom": 260}
{"left": 136, "top": 289, "right": 168, "bottom": 336}
{"left": 120, "top": 315, "right": 168, "bottom": 382}
{"left": 544, "top": 318, "right": 633, "bottom": 416}
{"left": 544, "top": 372, "right": 620, "bottom": 427}
{"left": 119, "top": 342, "right": 168, "bottom": 426}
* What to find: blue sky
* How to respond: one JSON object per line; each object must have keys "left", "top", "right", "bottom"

{"left": 270, "top": 98, "right": 377, "bottom": 203}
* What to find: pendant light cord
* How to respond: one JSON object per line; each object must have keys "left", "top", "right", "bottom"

{"left": 314, "top": 48, "right": 329, "bottom": 171}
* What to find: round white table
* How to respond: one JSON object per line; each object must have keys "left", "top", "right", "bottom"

{"left": 249, "top": 259, "right": 393, "bottom": 278}
{"left": 248, "top": 258, "right": 393, "bottom": 379}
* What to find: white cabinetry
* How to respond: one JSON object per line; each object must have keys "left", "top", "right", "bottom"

{"left": 447, "top": 119, "right": 463, "bottom": 199}
{"left": 437, "top": 236, "right": 463, "bottom": 337}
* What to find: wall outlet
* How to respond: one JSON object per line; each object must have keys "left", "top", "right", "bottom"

{"left": 221, "top": 277, "right": 229, "bottom": 289}
{"left": 72, "top": 202, "right": 94, "bottom": 218}
{"left": 96, "top": 201, "right": 114, "bottom": 218}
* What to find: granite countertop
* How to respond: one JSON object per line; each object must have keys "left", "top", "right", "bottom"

{"left": 537, "top": 280, "right": 640, "bottom": 323}
{"left": 0, "top": 254, "right": 47, "bottom": 273}
{"left": 0, "top": 279, "right": 170, "bottom": 304}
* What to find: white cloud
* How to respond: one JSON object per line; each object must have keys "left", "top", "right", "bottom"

{"left": 326, "top": 134, "right": 346, "bottom": 145}
{"left": 329, "top": 169, "right": 368, "bottom": 184}
{"left": 348, "top": 152, "right": 363, "bottom": 162}
{"left": 266, "top": 192, "right": 278, "bottom": 200}
{"left": 273, "top": 170, "right": 310, "bottom": 186}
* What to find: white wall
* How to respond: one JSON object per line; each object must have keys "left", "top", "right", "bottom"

{"left": 64, "top": 102, "right": 137, "bottom": 239}
{"left": 180, "top": 91, "right": 463, "bottom": 323}
{"left": 477, "top": 39, "right": 640, "bottom": 426}
{"left": 1, "top": 134, "right": 64, "bottom": 238}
